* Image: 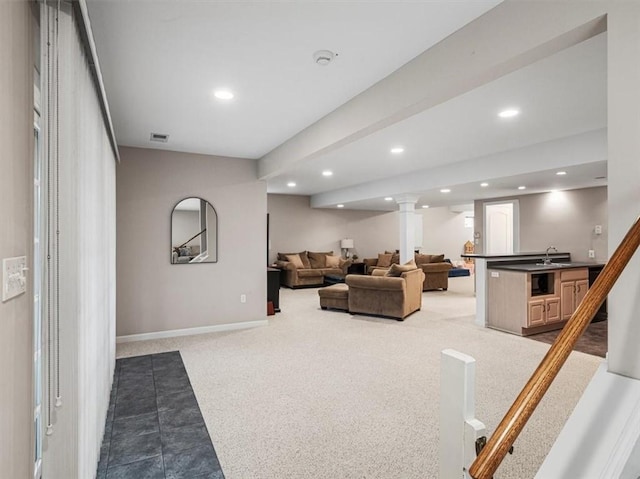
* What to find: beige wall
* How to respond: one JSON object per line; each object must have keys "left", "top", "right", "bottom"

{"left": 267, "top": 194, "right": 398, "bottom": 262}
{"left": 268, "top": 195, "right": 474, "bottom": 262}
{"left": 0, "top": 1, "right": 34, "bottom": 477}
{"left": 418, "top": 207, "right": 474, "bottom": 262}
{"left": 474, "top": 186, "right": 607, "bottom": 262}
{"left": 117, "top": 147, "right": 266, "bottom": 336}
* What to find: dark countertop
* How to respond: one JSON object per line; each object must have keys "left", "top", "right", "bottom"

{"left": 489, "top": 262, "right": 605, "bottom": 272}
{"left": 461, "top": 252, "right": 570, "bottom": 259}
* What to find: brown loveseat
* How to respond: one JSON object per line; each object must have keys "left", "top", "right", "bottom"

{"left": 346, "top": 267, "right": 425, "bottom": 320}
{"left": 363, "top": 252, "right": 452, "bottom": 291}
{"left": 276, "top": 251, "right": 351, "bottom": 288}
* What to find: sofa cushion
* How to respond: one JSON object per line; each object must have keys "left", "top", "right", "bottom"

{"left": 285, "top": 254, "right": 305, "bottom": 269}
{"left": 297, "top": 269, "right": 325, "bottom": 278}
{"left": 308, "top": 251, "right": 332, "bottom": 269}
{"left": 278, "top": 251, "right": 311, "bottom": 268}
{"left": 377, "top": 253, "right": 393, "bottom": 268}
{"left": 385, "top": 259, "right": 417, "bottom": 277}
{"left": 325, "top": 254, "right": 341, "bottom": 268}
{"left": 429, "top": 254, "right": 445, "bottom": 263}
{"left": 415, "top": 253, "right": 432, "bottom": 265}
{"left": 318, "top": 267, "right": 343, "bottom": 275}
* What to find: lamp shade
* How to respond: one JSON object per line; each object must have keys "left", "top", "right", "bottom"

{"left": 340, "top": 238, "right": 354, "bottom": 249}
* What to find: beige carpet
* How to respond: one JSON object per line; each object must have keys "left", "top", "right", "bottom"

{"left": 117, "top": 276, "right": 601, "bottom": 478}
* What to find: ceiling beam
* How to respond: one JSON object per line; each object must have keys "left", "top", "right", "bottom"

{"left": 258, "top": 1, "right": 607, "bottom": 181}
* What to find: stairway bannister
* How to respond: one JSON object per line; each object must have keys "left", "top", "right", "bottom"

{"left": 469, "top": 215, "right": 640, "bottom": 479}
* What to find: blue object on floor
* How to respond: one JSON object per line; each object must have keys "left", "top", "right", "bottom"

{"left": 324, "top": 274, "right": 345, "bottom": 285}
{"left": 448, "top": 267, "right": 471, "bottom": 278}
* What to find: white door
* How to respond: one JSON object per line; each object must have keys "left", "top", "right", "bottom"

{"left": 484, "top": 201, "right": 518, "bottom": 255}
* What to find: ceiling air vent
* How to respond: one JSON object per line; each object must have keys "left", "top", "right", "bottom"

{"left": 150, "top": 132, "right": 169, "bottom": 143}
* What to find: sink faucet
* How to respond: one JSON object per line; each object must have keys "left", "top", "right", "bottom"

{"left": 544, "top": 246, "right": 558, "bottom": 265}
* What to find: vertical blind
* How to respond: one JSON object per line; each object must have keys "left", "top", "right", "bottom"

{"left": 41, "top": 1, "right": 116, "bottom": 477}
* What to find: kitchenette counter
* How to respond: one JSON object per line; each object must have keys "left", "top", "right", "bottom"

{"left": 489, "top": 261, "right": 604, "bottom": 272}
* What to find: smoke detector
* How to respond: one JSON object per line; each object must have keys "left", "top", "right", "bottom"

{"left": 313, "top": 50, "right": 336, "bottom": 66}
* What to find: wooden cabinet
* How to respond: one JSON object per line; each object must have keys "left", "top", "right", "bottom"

{"left": 559, "top": 269, "right": 588, "bottom": 320}
{"left": 528, "top": 297, "right": 560, "bottom": 327}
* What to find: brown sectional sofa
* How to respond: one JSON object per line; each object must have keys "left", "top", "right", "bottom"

{"left": 275, "top": 251, "right": 351, "bottom": 288}
{"left": 363, "top": 252, "right": 452, "bottom": 291}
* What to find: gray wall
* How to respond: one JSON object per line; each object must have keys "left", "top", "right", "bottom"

{"left": 474, "top": 186, "right": 607, "bottom": 262}
{"left": 418, "top": 207, "right": 475, "bottom": 262}
{"left": 117, "top": 147, "right": 266, "bottom": 336}
{"left": 268, "top": 195, "right": 473, "bottom": 262}
{"left": 267, "top": 194, "right": 398, "bottom": 262}
{"left": 0, "top": 1, "right": 34, "bottom": 476}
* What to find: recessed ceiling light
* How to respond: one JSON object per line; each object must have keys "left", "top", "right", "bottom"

{"left": 337, "top": 204, "right": 344, "bottom": 208}
{"left": 214, "top": 89, "right": 234, "bottom": 100}
{"left": 556, "top": 171, "right": 567, "bottom": 176}
{"left": 322, "top": 170, "right": 333, "bottom": 177}
{"left": 498, "top": 108, "right": 520, "bottom": 118}
{"left": 422, "top": 205, "right": 430, "bottom": 209}
{"left": 518, "top": 186, "right": 526, "bottom": 190}
{"left": 287, "top": 182, "right": 296, "bottom": 187}
{"left": 480, "top": 182, "right": 489, "bottom": 187}
{"left": 440, "top": 189, "right": 451, "bottom": 193}
{"left": 384, "top": 197, "right": 393, "bottom": 201}
{"left": 390, "top": 147, "right": 404, "bottom": 154}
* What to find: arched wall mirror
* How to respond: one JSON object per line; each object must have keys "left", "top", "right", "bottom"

{"left": 171, "top": 197, "right": 218, "bottom": 264}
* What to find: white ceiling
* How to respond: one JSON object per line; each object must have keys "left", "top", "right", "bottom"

{"left": 86, "top": 1, "right": 608, "bottom": 211}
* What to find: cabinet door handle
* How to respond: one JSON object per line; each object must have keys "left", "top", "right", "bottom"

{"left": 577, "top": 284, "right": 581, "bottom": 293}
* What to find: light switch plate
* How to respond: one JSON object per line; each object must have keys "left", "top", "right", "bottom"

{"left": 2, "top": 256, "right": 27, "bottom": 302}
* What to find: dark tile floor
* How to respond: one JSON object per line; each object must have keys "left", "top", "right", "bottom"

{"left": 97, "top": 351, "right": 224, "bottom": 479}
{"left": 527, "top": 319, "right": 607, "bottom": 358}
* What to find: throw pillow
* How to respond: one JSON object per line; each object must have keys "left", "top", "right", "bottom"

{"left": 390, "top": 253, "right": 400, "bottom": 265}
{"left": 298, "top": 251, "right": 312, "bottom": 269}
{"left": 308, "top": 251, "right": 332, "bottom": 269}
{"left": 285, "top": 254, "right": 305, "bottom": 269}
{"left": 415, "top": 253, "right": 432, "bottom": 265}
{"left": 325, "top": 254, "right": 341, "bottom": 268}
{"left": 385, "top": 259, "right": 418, "bottom": 277}
{"left": 377, "top": 253, "right": 393, "bottom": 268}
{"left": 430, "top": 254, "right": 445, "bottom": 263}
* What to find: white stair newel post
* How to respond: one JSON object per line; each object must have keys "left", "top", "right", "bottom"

{"left": 440, "top": 349, "right": 486, "bottom": 479}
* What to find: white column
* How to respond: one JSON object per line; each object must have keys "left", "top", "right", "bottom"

{"left": 607, "top": 3, "right": 640, "bottom": 379}
{"left": 396, "top": 195, "right": 419, "bottom": 264}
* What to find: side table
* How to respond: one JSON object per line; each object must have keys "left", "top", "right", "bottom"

{"left": 267, "top": 267, "right": 280, "bottom": 312}
{"left": 347, "top": 262, "right": 366, "bottom": 275}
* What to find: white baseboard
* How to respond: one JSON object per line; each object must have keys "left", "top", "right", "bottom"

{"left": 116, "top": 319, "right": 269, "bottom": 344}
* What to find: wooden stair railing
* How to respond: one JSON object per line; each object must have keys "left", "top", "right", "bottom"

{"left": 469, "top": 215, "right": 640, "bottom": 479}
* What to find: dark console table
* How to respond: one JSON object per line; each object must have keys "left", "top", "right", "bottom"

{"left": 347, "top": 262, "right": 366, "bottom": 275}
{"left": 267, "top": 267, "right": 280, "bottom": 312}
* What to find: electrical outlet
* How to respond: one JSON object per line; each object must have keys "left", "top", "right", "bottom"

{"left": 240, "top": 294, "right": 246, "bottom": 303}
{"left": 588, "top": 250, "right": 595, "bottom": 259}
{"left": 595, "top": 225, "right": 602, "bottom": 235}
{"left": 2, "top": 256, "right": 27, "bottom": 302}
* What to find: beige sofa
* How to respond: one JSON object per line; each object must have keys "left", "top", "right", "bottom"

{"left": 363, "top": 252, "right": 452, "bottom": 291}
{"left": 346, "top": 267, "right": 425, "bottom": 320}
{"left": 276, "top": 251, "right": 351, "bottom": 288}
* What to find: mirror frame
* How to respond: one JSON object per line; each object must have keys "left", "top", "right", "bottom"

{"left": 170, "top": 197, "right": 218, "bottom": 264}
